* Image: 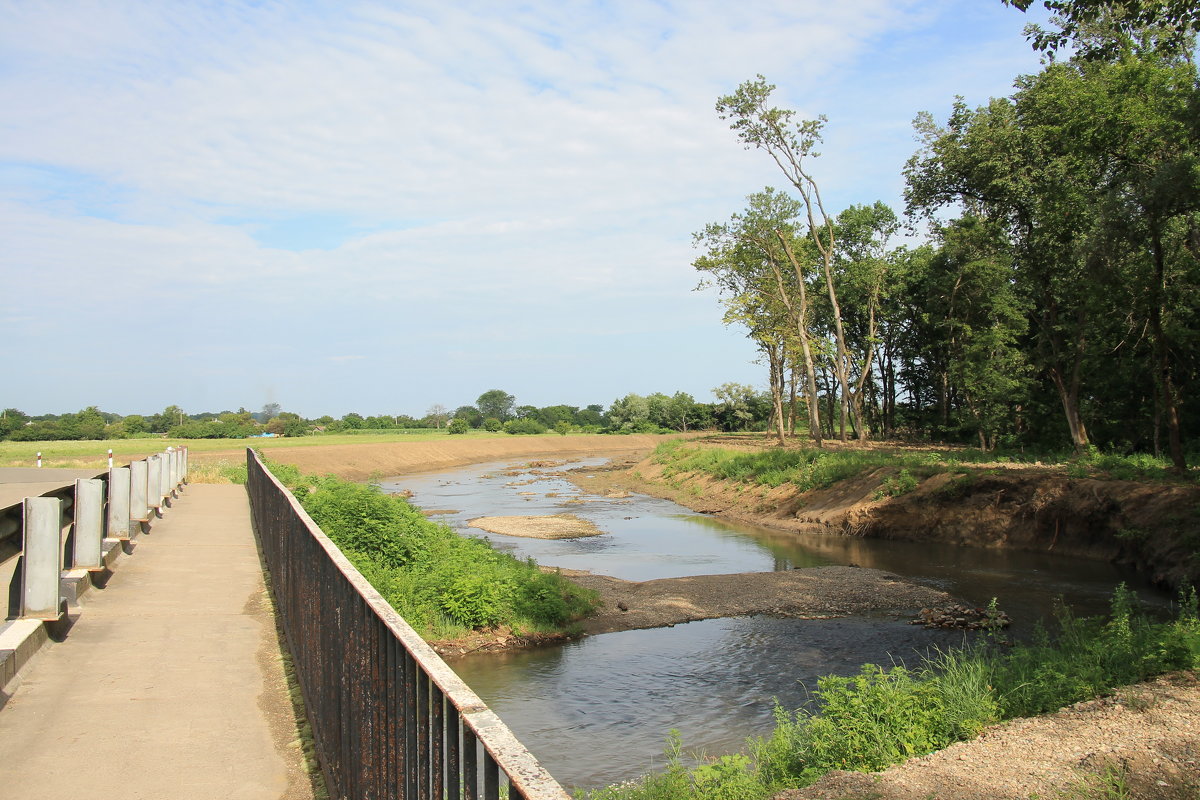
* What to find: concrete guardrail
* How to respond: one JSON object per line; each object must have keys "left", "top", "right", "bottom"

{"left": 0, "top": 447, "right": 189, "bottom": 696}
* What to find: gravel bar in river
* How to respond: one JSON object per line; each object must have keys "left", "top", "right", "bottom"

{"left": 564, "top": 564, "right": 956, "bottom": 635}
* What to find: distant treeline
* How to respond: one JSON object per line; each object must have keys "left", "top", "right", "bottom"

{"left": 0, "top": 385, "right": 779, "bottom": 442}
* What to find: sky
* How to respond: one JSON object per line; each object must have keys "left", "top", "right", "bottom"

{"left": 0, "top": 0, "right": 1052, "bottom": 419}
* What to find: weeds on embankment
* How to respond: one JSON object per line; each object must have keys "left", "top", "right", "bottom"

{"left": 652, "top": 438, "right": 1196, "bottom": 489}
{"left": 264, "top": 459, "right": 597, "bottom": 642}
{"left": 577, "top": 587, "right": 1200, "bottom": 800}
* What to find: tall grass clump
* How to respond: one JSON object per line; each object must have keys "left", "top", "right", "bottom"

{"left": 578, "top": 586, "right": 1200, "bottom": 800}
{"left": 266, "top": 460, "right": 597, "bottom": 641}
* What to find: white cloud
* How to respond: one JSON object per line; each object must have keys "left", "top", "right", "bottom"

{"left": 0, "top": 0, "right": 1050, "bottom": 414}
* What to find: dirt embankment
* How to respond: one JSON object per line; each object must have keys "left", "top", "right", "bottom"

{"left": 572, "top": 454, "right": 1200, "bottom": 591}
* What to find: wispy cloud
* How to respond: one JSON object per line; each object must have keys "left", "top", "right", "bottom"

{"left": 0, "top": 0, "right": 1048, "bottom": 416}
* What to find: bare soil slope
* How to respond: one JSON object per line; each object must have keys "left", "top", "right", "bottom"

{"left": 572, "top": 453, "right": 1200, "bottom": 590}
{"left": 194, "top": 434, "right": 676, "bottom": 481}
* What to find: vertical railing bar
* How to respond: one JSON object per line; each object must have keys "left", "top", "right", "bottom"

{"left": 405, "top": 650, "right": 418, "bottom": 799}
{"left": 431, "top": 685, "right": 445, "bottom": 800}
{"left": 446, "top": 708, "right": 461, "bottom": 800}
{"left": 386, "top": 632, "right": 400, "bottom": 800}
{"left": 417, "top": 672, "right": 431, "bottom": 799}
{"left": 483, "top": 754, "right": 499, "bottom": 800}
{"left": 463, "top": 727, "right": 479, "bottom": 800}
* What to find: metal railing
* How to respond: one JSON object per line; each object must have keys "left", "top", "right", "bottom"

{"left": 245, "top": 449, "right": 570, "bottom": 800}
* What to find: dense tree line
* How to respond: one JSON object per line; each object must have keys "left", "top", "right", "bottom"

{"left": 0, "top": 385, "right": 780, "bottom": 443}
{"left": 697, "top": 13, "right": 1198, "bottom": 467}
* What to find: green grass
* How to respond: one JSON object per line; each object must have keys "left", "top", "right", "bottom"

{"left": 652, "top": 440, "right": 947, "bottom": 492}
{"left": 577, "top": 586, "right": 1200, "bottom": 800}
{"left": 651, "top": 439, "right": 1195, "bottom": 495}
{"left": 264, "top": 459, "right": 598, "bottom": 641}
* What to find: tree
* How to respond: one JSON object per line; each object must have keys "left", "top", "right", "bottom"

{"left": 453, "top": 406, "right": 483, "bottom": 428}
{"left": 1003, "top": 0, "right": 1200, "bottom": 59}
{"left": 694, "top": 187, "right": 823, "bottom": 446}
{"left": 905, "top": 46, "right": 1199, "bottom": 466}
{"left": 476, "top": 390, "right": 516, "bottom": 422}
{"left": 425, "top": 404, "right": 449, "bottom": 429}
{"left": 717, "top": 76, "right": 866, "bottom": 440}
{"left": 447, "top": 418, "right": 470, "bottom": 435}
{"left": 712, "top": 383, "right": 759, "bottom": 432}
{"left": 608, "top": 394, "right": 651, "bottom": 431}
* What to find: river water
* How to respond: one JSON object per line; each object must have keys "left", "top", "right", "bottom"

{"left": 381, "top": 457, "right": 1171, "bottom": 790}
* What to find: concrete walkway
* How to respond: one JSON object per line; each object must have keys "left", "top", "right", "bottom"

{"left": 0, "top": 467, "right": 107, "bottom": 509}
{"left": 0, "top": 484, "right": 318, "bottom": 800}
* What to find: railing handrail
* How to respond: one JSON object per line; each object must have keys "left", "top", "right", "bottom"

{"left": 245, "top": 448, "right": 570, "bottom": 800}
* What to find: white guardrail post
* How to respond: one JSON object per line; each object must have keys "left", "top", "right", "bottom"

{"left": 107, "top": 466, "right": 132, "bottom": 540}
{"left": 157, "top": 451, "right": 173, "bottom": 506}
{"left": 130, "top": 459, "right": 150, "bottom": 526}
{"left": 21, "top": 497, "right": 64, "bottom": 620}
{"left": 72, "top": 478, "right": 105, "bottom": 570}
{"left": 146, "top": 455, "right": 163, "bottom": 514}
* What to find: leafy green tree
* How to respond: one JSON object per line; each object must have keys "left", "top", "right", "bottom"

{"left": 717, "top": 76, "right": 865, "bottom": 440}
{"left": 906, "top": 44, "right": 1199, "bottom": 465}
{"left": 608, "top": 394, "right": 651, "bottom": 431}
{"left": 476, "top": 390, "right": 516, "bottom": 422}
{"left": 447, "top": 418, "right": 470, "bottom": 435}
{"left": 453, "top": 406, "right": 482, "bottom": 428}
{"left": 695, "top": 187, "right": 823, "bottom": 446}
{"left": 1003, "top": 0, "right": 1199, "bottom": 59}
{"left": 482, "top": 417, "right": 503, "bottom": 432}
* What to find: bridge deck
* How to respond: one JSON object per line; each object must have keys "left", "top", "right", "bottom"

{"left": 0, "top": 484, "right": 317, "bottom": 799}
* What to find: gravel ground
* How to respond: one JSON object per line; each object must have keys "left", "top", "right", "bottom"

{"left": 775, "top": 671, "right": 1200, "bottom": 800}
{"left": 563, "top": 565, "right": 956, "bottom": 635}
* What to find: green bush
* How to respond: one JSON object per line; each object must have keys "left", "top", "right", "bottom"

{"left": 503, "top": 418, "right": 546, "bottom": 435}
{"left": 482, "top": 417, "right": 503, "bottom": 432}
{"left": 447, "top": 418, "right": 470, "bottom": 435}
{"left": 267, "top": 459, "right": 597, "bottom": 641}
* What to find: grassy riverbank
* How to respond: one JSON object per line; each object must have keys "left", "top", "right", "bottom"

{"left": 651, "top": 436, "right": 1197, "bottom": 488}
{"left": 579, "top": 588, "right": 1200, "bottom": 800}
{"left": 263, "top": 459, "right": 598, "bottom": 643}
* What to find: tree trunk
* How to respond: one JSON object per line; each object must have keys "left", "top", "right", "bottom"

{"left": 775, "top": 231, "right": 824, "bottom": 447}
{"left": 1149, "top": 224, "right": 1187, "bottom": 472}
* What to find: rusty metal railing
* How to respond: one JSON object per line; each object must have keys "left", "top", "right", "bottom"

{"left": 245, "top": 449, "right": 569, "bottom": 800}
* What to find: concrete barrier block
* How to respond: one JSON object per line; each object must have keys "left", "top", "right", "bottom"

{"left": 60, "top": 568, "right": 93, "bottom": 606}
{"left": 0, "top": 619, "right": 48, "bottom": 691}
{"left": 22, "top": 498, "right": 64, "bottom": 621}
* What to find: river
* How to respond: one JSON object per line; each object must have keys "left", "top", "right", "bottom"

{"left": 381, "top": 456, "right": 1171, "bottom": 790}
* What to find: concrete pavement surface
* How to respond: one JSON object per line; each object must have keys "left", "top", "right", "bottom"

{"left": 0, "top": 484, "right": 318, "bottom": 799}
{"left": 0, "top": 467, "right": 107, "bottom": 509}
